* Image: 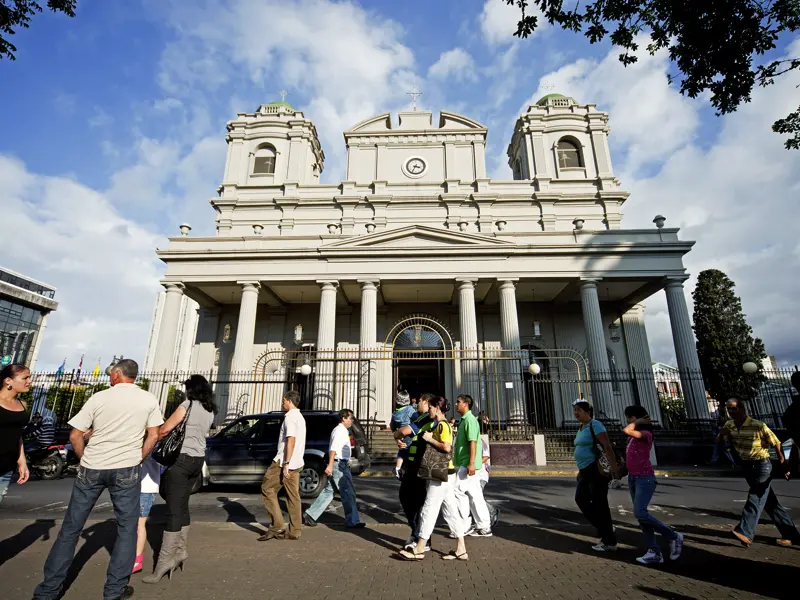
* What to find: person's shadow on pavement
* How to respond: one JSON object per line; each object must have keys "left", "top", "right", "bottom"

{"left": 59, "top": 519, "right": 117, "bottom": 596}
{"left": 216, "top": 497, "right": 262, "bottom": 535}
{"left": 0, "top": 519, "right": 55, "bottom": 567}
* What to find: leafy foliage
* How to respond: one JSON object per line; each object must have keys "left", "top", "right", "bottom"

{"left": 506, "top": 0, "right": 800, "bottom": 149}
{"left": 692, "top": 269, "right": 766, "bottom": 409}
{"left": 0, "top": 0, "right": 77, "bottom": 60}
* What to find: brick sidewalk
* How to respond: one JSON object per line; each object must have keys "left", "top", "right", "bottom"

{"left": 1, "top": 518, "right": 797, "bottom": 600}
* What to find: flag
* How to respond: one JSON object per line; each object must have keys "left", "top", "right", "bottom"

{"left": 75, "top": 354, "right": 84, "bottom": 381}
{"left": 91, "top": 358, "right": 101, "bottom": 378}
{"left": 55, "top": 358, "right": 66, "bottom": 378}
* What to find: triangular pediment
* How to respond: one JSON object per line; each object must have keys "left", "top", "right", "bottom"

{"left": 323, "top": 225, "right": 514, "bottom": 249}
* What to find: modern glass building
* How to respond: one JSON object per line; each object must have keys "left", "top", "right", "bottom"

{"left": 0, "top": 267, "right": 58, "bottom": 369}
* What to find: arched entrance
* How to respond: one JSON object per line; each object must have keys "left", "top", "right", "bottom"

{"left": 384, "top": 315, "right": 455, "bottom": 408}
{"left": 522, "top": 345, "right": 556, "bottom": 429}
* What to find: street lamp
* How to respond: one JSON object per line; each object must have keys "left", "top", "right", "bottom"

{"left": 299, "top": 363, "right": 312, "bottom": 376}
{"left": 743, "top": 362, "right": 758, "bottom": 374}
{"left": 528, "top": 362, "right": 541, "bottom": 376}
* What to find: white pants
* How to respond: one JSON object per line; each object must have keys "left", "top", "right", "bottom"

{"left": 418, "top": 472, "right": 469, "bottom": 540}
{"left": 455, "top": 466, "right": 492, "bottom": 531}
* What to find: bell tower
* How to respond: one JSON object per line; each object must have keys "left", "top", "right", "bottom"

{"left": 219, "top": 101, "right": 325, "bottom": 199}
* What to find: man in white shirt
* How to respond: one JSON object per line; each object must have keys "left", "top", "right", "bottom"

{"left": 303, "top": 409, "right": 365, "bottom": 529}
{"left": 34, "top": 359, "right": 163, "bottom": 600}
{"left": 259, "top": 390, "right": 306, "bottom": 541}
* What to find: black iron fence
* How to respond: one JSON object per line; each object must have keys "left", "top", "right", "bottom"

{"left": 20, "top": 358, "right": 798, "bottom": 462}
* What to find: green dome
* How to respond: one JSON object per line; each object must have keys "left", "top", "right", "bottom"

{"left": 536, "top": 93, "right": 567, "bottom": 105}
{"left": 268, "top": 100, "right": 296, "bottom": 110}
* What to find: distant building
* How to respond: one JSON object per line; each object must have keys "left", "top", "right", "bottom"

{"left": 142, "top": 290, "right": 199, "bottom": 374}
{"left": 0, "top": 267, "right": 58, "bottom": 369}
{"left": 761, "top": 355, "right": 779, "bottom": 376}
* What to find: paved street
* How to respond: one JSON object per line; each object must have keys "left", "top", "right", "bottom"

{"left": 1, "top": 476, "right": 799, "bottom": 599}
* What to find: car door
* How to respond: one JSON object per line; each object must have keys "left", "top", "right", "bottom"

{"left": 205, "top": 416, "right": 263, "bottom": 483}
{"left": 249, "top": 415, "right": 283, "bottom": 479}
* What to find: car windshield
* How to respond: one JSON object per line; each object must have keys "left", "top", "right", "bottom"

{"left": 220, "top": 417, "right": 261, "bottom": 439}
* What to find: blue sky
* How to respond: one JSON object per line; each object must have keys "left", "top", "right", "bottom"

{"left": 2, "top": 0, "right": 799, "bottom": 370}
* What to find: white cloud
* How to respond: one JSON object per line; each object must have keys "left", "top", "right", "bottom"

{"left": 0, "top": 155, "right": 165, "bottom": 370}
{"left": 531, "top": 37, "right": 800, "bottom": 365}
{"left": 88, "top": 108, "right": 113, "bottom": 129}
{"left": 428, "top": 48, "right": 477, "bottom": 82}
{"left": 480, "top": 0, "right": 543, "bottom": 46}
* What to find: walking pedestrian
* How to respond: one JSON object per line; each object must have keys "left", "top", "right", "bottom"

{"left": 782, "top": 372, "right": 800, "bottom": 478}
{"left": 303, "top": 409, "right": 365, "bottom": 528}
{"left": 717, "top": 398, "right": 800, "bottom": 547}
{"left": 572, "top": 400, "right": 618, "bottom": 552}
{"left": 0, "top": 364, "right": 31, "bottom": 506}
{"left": 400, "top": 396, "right": 470, "bottom": 561}
{"left": 458, "top": 432, "right": 499, "bottom": 534}
{"left": 390, "top": 386, "right": 418, "bottom": 479}
{"left": 394, "top": 393, "right": 434, "bottom": 550}
{"left": 453, "top": 394, "right": 492, "bottom": 537}
{"left": 623, "top": 405, "right": 683, "bottom": 564}
{"left": 259, "top": 390, "right": 306, "bottom": 541}
{"left": 33, "top": 359, "right": 163, "bottom": 600}
{"left": 132, "top": 454, "right": 160, "bottom": 574}
{"left": 143, "top": 377, "right": 216, "bottom": 583}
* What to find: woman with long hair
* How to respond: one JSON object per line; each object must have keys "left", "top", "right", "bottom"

{"left": 623, "top": 405, "right": 683, "bottom": 564}
{"left": 0, "top": 364, "right": 31, "bottom": 504}
{"left": 572, "top": 401, "right": 618, "bottom": 552}
{"left": 400, "top": 396, "right": 470, "bottom": 561}
{"left": 143, "top": 375, "right": 216, "bottom": 583}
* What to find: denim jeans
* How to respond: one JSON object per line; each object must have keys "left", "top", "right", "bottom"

{"left": 736, "top": 459, "right": 800, "bottom": 542}
{"left": 0, "top": 470, "right": 14, "bottom": 505}
{"left": 305, "top": 460, "right": 361, "bottom": 527}
{"left": 33, "top": 465, "right": 141, "bottom": 600}
{"left": 628, "top": 474, "right": 677, "bottom": 554}
{"left": 575, "top": 465, "right": 617, "bottom": 546}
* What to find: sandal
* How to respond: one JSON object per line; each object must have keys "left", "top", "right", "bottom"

{"left": 442, "top": 551, "right": 469, "bottom": 561}
{"left": 399, "top": 549, "right": 425, "bottom": 561}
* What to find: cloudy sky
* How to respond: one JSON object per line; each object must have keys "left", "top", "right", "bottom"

{"left": 2, "top": 0, "right": 799, "bottom": 371}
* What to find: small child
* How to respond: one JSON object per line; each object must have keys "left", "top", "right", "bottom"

{"left": 390, "top": 391, "right": 417, "bottom": 479}
{"left": 133, "top": 455, "right": 161, "bottom": 574}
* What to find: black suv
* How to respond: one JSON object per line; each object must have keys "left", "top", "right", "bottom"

{"left": 202, "top": 411, "right": 370, "bottom": 498}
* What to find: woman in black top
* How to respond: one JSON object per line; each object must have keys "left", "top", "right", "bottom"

{"left": 0, "top": 364, "right": 31, "bottom": 504}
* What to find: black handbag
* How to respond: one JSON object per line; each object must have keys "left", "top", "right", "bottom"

{"left": 152, "top": 401, "right": 192, "bottom": 467}
{"left": 417, "top": 422, "right": 452, "bottom": 483}
{"left": 590, "top": 421, "right": 627, "bottom": 479}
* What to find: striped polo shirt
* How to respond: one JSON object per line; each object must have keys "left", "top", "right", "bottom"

{"left": 722, "top": 416, "right": 780, "bottom": 461}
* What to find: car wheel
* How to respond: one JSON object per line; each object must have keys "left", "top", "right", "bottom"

{"left": 299, "top": 460, "right": 327, "bottom": 499}
{"left": 37, "top": 455, "right": 64, "bottom": 480}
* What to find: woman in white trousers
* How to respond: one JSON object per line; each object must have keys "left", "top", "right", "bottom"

{"left": 400, "top": 396, "right": 470, "bottom": 561}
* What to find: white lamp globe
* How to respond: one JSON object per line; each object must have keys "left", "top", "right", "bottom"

{"left": 528, "top": 362, "right": 541, "bottom": 376}
{"left": 299, "top": 364, "right": 312, "bottom": 376}
{"left": 742, "top": 362, "right": 758, "bottom": 374}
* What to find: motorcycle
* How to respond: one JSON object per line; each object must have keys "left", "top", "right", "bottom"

{"left": 24, "top": 444, "right": 65, "bottom": 480}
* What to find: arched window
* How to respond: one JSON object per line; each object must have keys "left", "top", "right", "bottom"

{"left": 556, "top": 139, "right": 582, "bottom": 169}
{"left": 253, "top": 144, "right": 276, "bottom": 175}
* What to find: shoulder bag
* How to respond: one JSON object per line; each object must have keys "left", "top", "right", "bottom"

{"left": 417, "top": 421, "right": 452, "bottom": 483}
{"left": 153, "top": 401, "right": 193, "bottom": 467}
{"left": 589, "top": 421, "right": 627, "bottom": 479}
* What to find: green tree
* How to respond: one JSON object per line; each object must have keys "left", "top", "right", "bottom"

{"left": 506, "top": 1, "right": 800, "bottom": 149}
{"left": 692, "top": 269, "right": 766, "bottom": 412}
{"left": 1, "top": 0, "right": 77, "bottom": 60}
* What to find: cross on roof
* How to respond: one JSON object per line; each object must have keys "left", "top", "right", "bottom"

{"left": 279, "top": 89, "right": 289, "bottom": 103}
{"left": 407, "top": 82, "right": 422, "bottom": 111}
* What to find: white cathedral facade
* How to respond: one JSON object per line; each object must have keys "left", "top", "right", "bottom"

{"left": 144, "top": 94, "right": 707, "bottom": 430}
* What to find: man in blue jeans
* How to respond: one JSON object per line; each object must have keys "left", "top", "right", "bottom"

{"left": 302, "top": 409, "right": 365, "bottom": 528}
{"left": 33, "top": 359, "right": 163, "bottom": 600}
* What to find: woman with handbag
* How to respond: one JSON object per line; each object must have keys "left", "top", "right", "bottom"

{"left": 143, "top": 376, "right": 216, "bottom": 584}
{"left": 572, "top": 401, "right": 619, "bottom": 552}
{"left": 400, "top": 396, "right": 470, "bottom": 561}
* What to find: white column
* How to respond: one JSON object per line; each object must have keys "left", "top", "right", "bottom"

{"left": 358, "top": 280, "right": 379, "bottom": 420}
{"left": 498, "top": 279, "right": 524, "bottom": 423}
{"left": 457, "top": 278, "right": 480, "bottom": 404}
{"left": 28, "top": 312, "right": 49, "bottom": 371}
{"left": 152, "top": 283, "right": 185, "bottom": 372}
{"left": 230, "top": 282, "right": 260, "bottom": 415}
{"left": 580, "top": 279, "right": 613, "bottom": 413}
{"left": 621, "top": 304, "right": 663, "bottom": 423}
{"left": 664, "top": 279, "right": 707, "bottom": 420}
{"left": 315, "top": 280, "right": 339, "bottom": 408}
{"left": 230, "top": 282, "right": 260, "bottom": 374}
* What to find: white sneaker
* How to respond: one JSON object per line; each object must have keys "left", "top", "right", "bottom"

{"left": 669, "top": 532, "right": 684, "bottom": 560}
{"left": 636, "top": 550, "right": 664, "bottom": 565}
{"left": 463, "top": 525, "right": 476, "bottom": 537}
{"left": 468, "top": 528, "right": 493, "bottom": 537}
{"left": 394, "top": 467, "right": 402, "bottom": 480}
{"left": 403, "top": 537, "right": 431, "bottom": 552}
{"left": 591, "top": 542, "right": 618, "bottom": 552}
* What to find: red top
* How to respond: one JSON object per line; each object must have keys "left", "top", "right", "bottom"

{"left": 626, "top": 430, "right": 655, "bottom": 476}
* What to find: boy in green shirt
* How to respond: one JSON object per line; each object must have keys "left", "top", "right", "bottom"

{"left": 453, "top": 394, "right": 492, "bottom": 537}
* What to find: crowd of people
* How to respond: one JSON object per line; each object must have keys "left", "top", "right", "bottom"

{"left": 0, "top": 362, "right": 799, "bottom": 599}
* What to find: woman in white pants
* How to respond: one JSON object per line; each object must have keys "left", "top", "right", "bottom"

{"left": 400, "top": 396, "right": 470, "bottom": 561}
